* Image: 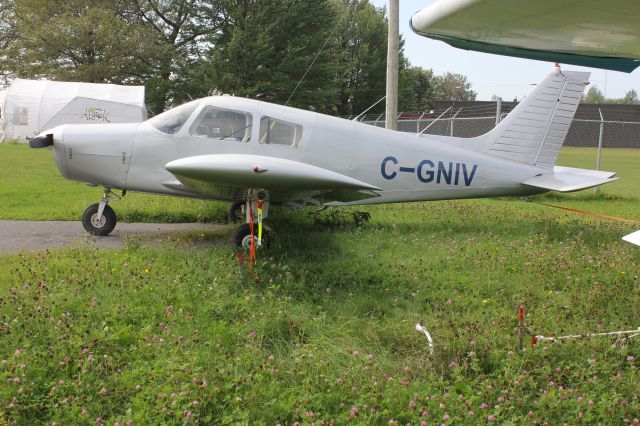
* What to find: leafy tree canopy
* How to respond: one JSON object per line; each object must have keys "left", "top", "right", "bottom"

{"left": 0, "top": 0, "right": 477, "bottom": 116}
{"left": 432, "top": 72, "right": 477, "bottom": 102}
{"left": 582, "top": 85, "right": 639, "bottom": 105}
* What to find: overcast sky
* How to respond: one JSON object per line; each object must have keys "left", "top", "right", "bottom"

{"left": 369, "top": 0, "right": 640, "bottom": 101}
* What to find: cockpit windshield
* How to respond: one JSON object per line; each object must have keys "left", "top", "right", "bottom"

{"left": 146, "top": 100, "right": 200, "bottom": 134}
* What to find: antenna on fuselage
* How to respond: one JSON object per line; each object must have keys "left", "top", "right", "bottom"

{"left": 352, "top": 96, "right": 386, "bottom": 122}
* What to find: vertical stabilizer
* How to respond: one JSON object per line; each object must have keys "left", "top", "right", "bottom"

{"left": 479, "top": 70, "right": 590, "bottom": 168}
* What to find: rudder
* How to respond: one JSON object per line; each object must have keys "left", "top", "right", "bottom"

{"left": 478, "top": 69, "right": 590, "bottom": 169}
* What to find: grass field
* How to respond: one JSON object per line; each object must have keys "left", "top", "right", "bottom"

{"left": 0, "top": 143, "right": 639, "bottom": 424}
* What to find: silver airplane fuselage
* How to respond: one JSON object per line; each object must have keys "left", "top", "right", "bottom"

{"left": 45, "top": 96, "right": 546, "bottom": 205}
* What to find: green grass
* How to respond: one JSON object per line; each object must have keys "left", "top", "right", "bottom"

{"left": 0, "top": 143, "right": 639, "bottom": 424}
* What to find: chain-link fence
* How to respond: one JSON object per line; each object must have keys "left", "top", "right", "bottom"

{"left": 360, "top": 106, "right": 640, "bottom": 198}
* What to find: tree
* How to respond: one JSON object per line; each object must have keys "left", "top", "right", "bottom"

{"left": 0, "top": 0, "right": 16, "bottom": 50}
{"left": 4, "top": 0, "right": 226, "bottom": 114}
{"left": 209, "top": 0, "right": 340, "bottom": 113}
{"left": 621, "top": 89, "right": 639, "bottom": 105}
{"left": 582, "top": 86, "right": 605, "bottom": 104}
{"left": 0, "top": 0, "right": 17, "bottom": 84}
{"left": 126, "top": 0, "right": 225, "bottom": 112}
{"left": 332, "top": 0, "right": 388, "bottom": 116}
{"left": 432, "top": 72, "right": 476, "bottom": 101}
{"left": 400, "top": 66, "right": 436, "bottom": 111}
{"left": 5, "top": 0, "right": 164, "bottom": 85}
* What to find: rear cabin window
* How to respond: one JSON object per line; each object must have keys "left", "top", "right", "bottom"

{"left": 259, "top": 117, "right": 302, "bottom": 147}
{"left": 190, "top": 107, "right": 252, "bottom": 142}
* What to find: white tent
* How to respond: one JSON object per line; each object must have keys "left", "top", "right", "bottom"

{"left": 1, "top": 79, "right": 146, "bottom": 142}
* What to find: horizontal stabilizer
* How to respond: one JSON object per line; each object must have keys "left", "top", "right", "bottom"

{"left": 553, "top": 166, "right": 617, "bottom": 180}
{"left": 622, "top": 230, "right": 640, "bottom": 246}
{"left": 522, "top": 167, "right": 618, "bottom": 192}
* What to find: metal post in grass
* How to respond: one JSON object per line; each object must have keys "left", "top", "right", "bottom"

{"left": 518, "top": 305, "right": 525, "bottom": 352}
{"left": 595, "top": 108, "right": 604, "bottom": 195}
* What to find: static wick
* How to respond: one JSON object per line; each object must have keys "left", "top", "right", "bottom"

{"left": 415, "top": 323, "right": 434, "bottom": 354}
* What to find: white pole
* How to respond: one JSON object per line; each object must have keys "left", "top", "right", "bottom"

{"left": 449, "top": 108, "right": 462, "bottom": 137}
{"left": 595, "top": 108, "right": 604, "bottom": 195}
{"left": 385, "top": 0, "right": 399, "bottom": 130}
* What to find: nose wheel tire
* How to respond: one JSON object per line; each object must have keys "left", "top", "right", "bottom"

{"left": 232, "top": 223, "right": 271, "bottom": 250}
{"left": 82, "top": 203, "right": 117, "bottom": 236}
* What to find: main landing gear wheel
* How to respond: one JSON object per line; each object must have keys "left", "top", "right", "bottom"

{"left": 82, "top": 203, "right": 116, "bottom": 236}
{"left": 228, "top": 200, "right": 245, "bottom": 223}
{"left": 232, "top": 223, "right": 271, "bottom": 250}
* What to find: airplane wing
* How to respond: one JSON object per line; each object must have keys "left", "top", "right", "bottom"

{"left": 410, "top": 0, "right": 640, "bottom": 72}
{"left": 164, "top": 154, "right": 381, "bottom": 204}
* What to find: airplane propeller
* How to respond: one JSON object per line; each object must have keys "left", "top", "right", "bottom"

{"left": 29, "top": 134, "right": 54, "bottom": 148}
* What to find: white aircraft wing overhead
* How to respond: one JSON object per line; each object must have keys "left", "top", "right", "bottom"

{"left": 411, "top": 0, "right": 640, "bottom": 72}
{"left": 164, "top": 154, "right": 381, "bottom": 203}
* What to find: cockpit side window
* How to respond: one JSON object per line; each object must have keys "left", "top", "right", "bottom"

{"left": 259, "top": 117, "right": 302, "bottom": 147}
{"left": 189, "top": 106, "right": 252, "bottom": 142}
{"left": 146, "top": 100, "right": 199, "bottom": 134}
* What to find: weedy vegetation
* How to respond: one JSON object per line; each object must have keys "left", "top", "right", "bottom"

{"left": 0, "top": 143, "right": 638, "bottom": 424}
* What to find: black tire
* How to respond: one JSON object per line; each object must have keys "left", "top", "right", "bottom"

{"left": 82, "top": 203, "right": 116, "bottom": 236}
{"left": 232, "top": 223, "right": 271, "bottom": 250}
{"left": 228, "top": 200, "right": 245, "bottom": 223}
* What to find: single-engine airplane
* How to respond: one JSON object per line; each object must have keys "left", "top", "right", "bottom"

{"left": 30, "top": 67, "right": 619, "bottom": 249}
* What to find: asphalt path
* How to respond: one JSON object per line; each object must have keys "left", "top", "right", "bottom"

{"left": 0, "top": 221, "right": 225, "bottom": 254}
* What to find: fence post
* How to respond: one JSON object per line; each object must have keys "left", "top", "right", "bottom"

{"left": 495, "top": 97, "right": 502, "bottom": 126}
{"left": 450, "top": 108, "right": 462, "bottom": 136}
{"left": 595, "top": 108, "right": 604, "bottom": 195}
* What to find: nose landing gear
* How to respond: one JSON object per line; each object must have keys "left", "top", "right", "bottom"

{"left": 81, "top": 188, "right": 124, "bottom": 236}
{"left": 231, "top": 191, "right": 271, "bottom": 250}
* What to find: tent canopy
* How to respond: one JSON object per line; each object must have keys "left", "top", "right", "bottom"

{"left": 1, "top": 79, "right": 146, "bottom": 141}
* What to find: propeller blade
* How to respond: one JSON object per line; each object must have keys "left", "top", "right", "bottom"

{"left": 29, "top": 134, "right": 53, "bottom": 148}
